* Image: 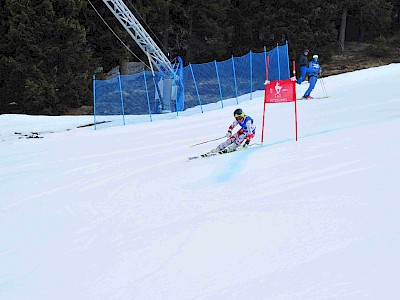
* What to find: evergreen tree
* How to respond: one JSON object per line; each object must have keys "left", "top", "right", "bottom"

{"left": 0, "top": 0, "right": 92, "bottom": 114}
{"left": 228, "top": 0, "right": 339, "bottom": 61}
{"left": 352, "top": 0, "right": 393, "bottom": 41}
{"left": 337, "top": 0, "right": 393, "bottom": 50}
{"left": 0, "top": 0, "right": 397, "bottom": 115}
{"left": 228, "top": 0, "right": 265, "bottom": 55}
{"left": 176, "top": 0, "right": 233, "bottom": 63}
{"left": 83, "top": 0, "right": 136, "bottom": 74}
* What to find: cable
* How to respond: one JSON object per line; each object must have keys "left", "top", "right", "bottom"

{"left": 125, "top": 0, "right": 170, "bottom": 56}
{"left": 86, "top": 0, "right": 151, "bottom": 70}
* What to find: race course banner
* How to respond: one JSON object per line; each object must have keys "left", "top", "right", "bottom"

{"left": 264, "top": 78, "right": 296, "bottom": 103}
{"left": 262, "top": 78, "right": 298, "bottom": 144}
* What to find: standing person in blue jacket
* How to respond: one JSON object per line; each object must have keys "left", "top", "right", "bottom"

{"left": 303, "top": 54, "right": 322, "bottom": 99}
{"left": 203, "top": 108, "right": 256, "bottom": 156}
{"left": 297, "top": 49, "right": 309, "bottom": 85}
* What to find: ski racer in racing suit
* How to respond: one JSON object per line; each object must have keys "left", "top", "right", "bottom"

{"left": 210, "top": 108, "right": 256, "bottom": 154}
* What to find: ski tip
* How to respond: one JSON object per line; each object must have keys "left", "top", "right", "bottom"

{"left": 187, "top": 156, "right": 199, "bottom": 161}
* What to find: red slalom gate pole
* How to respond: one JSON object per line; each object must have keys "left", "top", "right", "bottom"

{"left": 294, "top": 96, "right": 298, "bottom": 141}
{"left": 293, "top": 61, "right": 298, "bottom": 141}
{"left": 292, "top": 60, "right": 296, "bottom": 80}
{"left": 261, "top": 101, "right": 267, "bottom": 146}
{"left": 261, "top": 56, "right": 270, "bottom": 146}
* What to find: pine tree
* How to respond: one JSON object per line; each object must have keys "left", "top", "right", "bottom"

{"left": 168, "top": 0, "right": 233, "bottom": 63}
{"left": 0, "top": 0, "right": 92, "bottom": 114}
{"left": 83, "top": 0, "right": 135, "bottom": 74}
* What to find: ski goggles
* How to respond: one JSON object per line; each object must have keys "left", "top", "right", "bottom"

{"left": 234, "top": 113, "right": 245, "bottom": 120}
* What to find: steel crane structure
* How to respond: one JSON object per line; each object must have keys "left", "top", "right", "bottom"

{"left": 101, "top": 0, "right": 182, "bottom": 113}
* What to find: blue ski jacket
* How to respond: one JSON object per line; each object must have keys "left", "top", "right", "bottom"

{"left": 307, "top": 61, "right": 322, "bottom": 78}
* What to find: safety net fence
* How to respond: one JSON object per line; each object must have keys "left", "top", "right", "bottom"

{"left": 93, "top": 43, "right": 290, "bottom": 129}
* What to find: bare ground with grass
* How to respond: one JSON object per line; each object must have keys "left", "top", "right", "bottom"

{"left": 322, "top": 41, "right": 400, "bottom": 77}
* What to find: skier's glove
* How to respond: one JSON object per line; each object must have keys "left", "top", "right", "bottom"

{"left": 247, "top": 133, "right": 255, "bottom": 140}
{"left": 264, "top": 80, "right": 270, "bottom": 85}
{"left": 226, "top": 130, "right": 232, "bottom": 138}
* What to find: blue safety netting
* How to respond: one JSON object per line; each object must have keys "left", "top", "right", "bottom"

{"left": 94, "top": 76, "right": 125, "bottom": 126}
{"left": 93, "top": 43, "right": 290, "bottom": 128}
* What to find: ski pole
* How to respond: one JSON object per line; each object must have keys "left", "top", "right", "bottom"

{"left": 321, "top": 77, "right": 328, "bottom": 97}
{"left": 319, "top": 74, "right": 328, "bottom": 97}
{"left": 189, "top": 136, "right": 225, "bottom": 147}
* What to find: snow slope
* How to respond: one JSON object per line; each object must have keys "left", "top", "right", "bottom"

{"left": 1, "top": 64, "right": 400, "bottom": 299}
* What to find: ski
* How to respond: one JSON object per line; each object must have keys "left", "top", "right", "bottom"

{"left": 296, "top": 96, "right": 330, "bottom": 100}
{"left": 187, "top": 143, "right": 260, "bottom": 161}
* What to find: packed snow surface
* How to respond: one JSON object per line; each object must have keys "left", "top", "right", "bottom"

{"left": 1, "top": 64, "right": 400, "bottom": 299}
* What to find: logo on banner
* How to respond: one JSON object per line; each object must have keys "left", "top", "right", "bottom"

{"left": 265, "top": 79, "right": 296, "bottom": 103}
{"left": 273, "top": 82, "right": 283, "bottom": 97}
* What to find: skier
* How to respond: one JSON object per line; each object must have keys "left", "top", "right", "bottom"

{"left": 302, "top": 54, "right": 322, "bottom": 99}
{"left": 297, "top": 48, "right": 309, "bottom": 85}
{"left": 203, "top": 108, "right": 256, "bottom": 156}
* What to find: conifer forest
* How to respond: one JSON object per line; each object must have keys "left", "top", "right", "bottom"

{"left": 1, "top": 0, "right": 399, "bottom": 114}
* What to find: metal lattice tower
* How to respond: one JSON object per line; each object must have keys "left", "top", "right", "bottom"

{"left": 102, "top": 0, "right": 174, "bottom": 76}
